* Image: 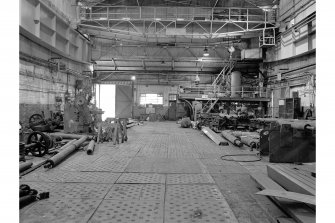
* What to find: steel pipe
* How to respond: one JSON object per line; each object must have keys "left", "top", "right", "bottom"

{"left": 239, "top": 136, "right": 259, "bottom": 150}
{"left": 49, "top": 133, "right": 93, "bottom": 140}
{"left": 231, "top": 131, "right": 260, "bottom": 139}
{"left": 221, "top": 131, "right": 243, "bottom": 147}
{"left": 19, "top": 161, "right": 33, "bottom": 173}
{"left": 20, "top": 195, "right": 36, "bottom": 209}
{"left": 202, "top": 127, "right": 229, "bottom": 146}
{"left": 253, "top": 118, "right": 316, "bottom": 130}
{"left": 44, "top": 136, "right": 88, "bottom": 169}
{"left": 86, "top": 140, "right": 96, "bottom": 155}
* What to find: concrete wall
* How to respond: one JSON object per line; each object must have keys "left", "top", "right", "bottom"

{"left": 266, "top": 0, "right": 315, "bottom": 61}
{"left": 264, "top": 51, "right": 315, "bottom": 117}
{"left": 261, "top": 0, "right": 316, "bottom": 118}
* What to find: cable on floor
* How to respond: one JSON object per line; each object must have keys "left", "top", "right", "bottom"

{"left": 220, "top": 153, "right": 262, "bottom": 162}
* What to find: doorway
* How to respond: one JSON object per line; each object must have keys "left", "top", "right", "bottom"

{"left": 95, "top": 84, "right": 115, "bottom": 121}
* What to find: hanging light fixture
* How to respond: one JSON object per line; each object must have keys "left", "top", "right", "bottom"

{"left": 203, "top": 47, "right": 209, "bottom": 56}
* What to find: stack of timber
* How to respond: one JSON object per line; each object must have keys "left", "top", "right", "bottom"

{"left": 250, "top": 163, "right": 315, "bottom": 223}
{"left": 267, "top": 164, "right": 315, "bottom": 196}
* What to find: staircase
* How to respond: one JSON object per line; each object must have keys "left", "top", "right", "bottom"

{"left": 212, "top": 60, "right": 236, "bottom": 88}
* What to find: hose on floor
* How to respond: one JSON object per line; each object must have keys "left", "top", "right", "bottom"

{"left": 220, "top": 153, "right": 261, "bottom": 162}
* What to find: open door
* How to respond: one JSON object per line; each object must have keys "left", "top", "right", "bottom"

{"left": 115, "top": 85, "right": 132, "bottom": 118}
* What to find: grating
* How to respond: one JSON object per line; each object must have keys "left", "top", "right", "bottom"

{"left": 21, "top": 170, "right": 120, "bottom": 184}
{"left": 165, "top": 199, "right": 238, "bottom": 223}
{"left": 166, "top": 174, "right": 215, "bottom": 184}
{"left": 116, "top": 173, "right": 165, "bottom": 184}
{"left": 20, "top": 198, "right": 101, "bottom": 223}
{"left": 88, "top": 200, "right": 164, "bottom": 223}
{"left": 166, "top": 185, "right": 224, "bottom": 201}
{"left": 105, "top": 184, "right": 165, "bottom": 200}
{"left": 19, "top": 181, "right": 112, "bottom": 199}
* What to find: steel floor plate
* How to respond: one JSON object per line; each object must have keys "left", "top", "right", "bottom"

{"left": 116, "top": 173, "right": 165, "bottom": 184}
{"left": 125, "top": 157, "right": 205, "bottom": 174}
{"left": 19, "top": 182, "right": 113, "bottom": 199}
{"left": 20, "top": 198, "right": 101, "bottom": 223}
{"left": 105, "top": 184, "right": 165, "bottom": 200}
{"left": 21, "top": 170, "right": 121, "bottom": 184}
{"left": 58, "top": 154, "right": 103, "bottom": 171}
{"left": 199, "top": 158, "right": 241, "bottom": 166}
{"left": 88, "top": 200, "right": 164, "bottom": 223}
{"left": 166, "top": 174, "right": 215, "bottom": 184}
{"left": 166, "top": 185, "right": 224, "bottom": 201}
{"left": 81, "top": 156, "right": 132, "bottom": 172}
{"left": 164, "top": 199, "right": 238, "bottom": 223}
{"left": 206, "top": 164, "right": 249, "bottom": 174}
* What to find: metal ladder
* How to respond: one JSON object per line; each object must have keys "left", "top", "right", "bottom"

{"left": 200, "top": 98, "right": 220, "bottom": 114}
{"left": 212, "top": 60, "right": 236, "bottom": 88}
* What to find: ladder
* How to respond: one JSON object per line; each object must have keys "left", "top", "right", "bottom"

{"left": 212, "top": 60, "right": 236, "bottom": 87}
{"left": 200, "top": 98, "right": 219, "bottom": 114}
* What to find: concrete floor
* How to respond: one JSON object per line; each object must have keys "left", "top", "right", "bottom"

{"left": 20, "top": 122, "right": 286, "bottom": 223}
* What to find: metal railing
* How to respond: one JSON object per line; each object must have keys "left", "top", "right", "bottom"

{"left": 178, "top": 85, "right": 270, "bottom": 98}
{"left": 80, "top": 6, "right": 276, "bottom": 23}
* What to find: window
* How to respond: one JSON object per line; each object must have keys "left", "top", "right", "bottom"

{"left": 140, "top": 93, "right": 163, "bottom": 105}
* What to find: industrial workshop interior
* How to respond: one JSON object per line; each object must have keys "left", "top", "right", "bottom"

{"left": 14, "top": 0, "right": 322, "bottom": 222}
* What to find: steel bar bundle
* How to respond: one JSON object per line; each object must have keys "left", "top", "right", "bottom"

{"left": 44, "top": 136, "right": 88, "bottom": 169}
{"left": 86, "top": 140, "right": 95, "bottom": 155}
{"left": 19, "top": 161, "right": 33, "bottom": 173}
{"left": 221, "top": 130, "right": 243, "bottom": 147}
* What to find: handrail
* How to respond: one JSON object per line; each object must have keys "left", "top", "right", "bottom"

{"left": 178, "top": 85, "right": 270, "bottom": 98}
{"left": 80, "top": 6, "right": 275, "bottom": 23}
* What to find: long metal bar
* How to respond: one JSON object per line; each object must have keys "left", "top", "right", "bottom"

{"left": 202, "top": 127, "right": 229, "bottom": 146}
{"left": 221, "top": 131, "right": 243, "bottom": 147}
{"left": 44, "top": 136, "right": 88, "bottom": 169}
{"left": 49, "top": 133, "right": 93, "bottom": 140}
{"left": 86, "top": 140, "right": 96, "bottom": 155}
{"left": 19, "top": 162, "right": 33, "bottom": 173}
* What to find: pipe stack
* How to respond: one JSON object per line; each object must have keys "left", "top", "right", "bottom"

{"left": 221, "top": 130, "right": 243, "bottom": 147}
{"left": 44, "top": 136, "right": 88, "bottom": 169}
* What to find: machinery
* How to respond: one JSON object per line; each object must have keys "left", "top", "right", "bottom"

{"left": 28, "top": 111, "right": 63, "bottom": 132}
{"left": 64, "top": 79, "right": 103, "bottom": 134}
